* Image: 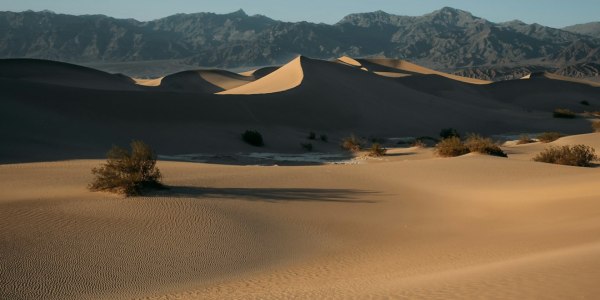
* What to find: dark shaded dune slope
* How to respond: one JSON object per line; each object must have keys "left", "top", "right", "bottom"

{"left": 0, "top": 57, "right": 597, "bottom": 163}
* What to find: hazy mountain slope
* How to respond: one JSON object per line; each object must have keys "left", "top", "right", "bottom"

{"left": 0, "top": 7, "right": 599, "bottom": 72}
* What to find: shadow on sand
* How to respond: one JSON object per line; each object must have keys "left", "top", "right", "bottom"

{"left": 148, "top": 186, "right": 379, "bottom": 203}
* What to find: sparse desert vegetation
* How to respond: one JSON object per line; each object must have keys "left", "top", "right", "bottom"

{"left": 435, "top": 136, "right": 470, "bottom": 157}
{"left": 537, "top": 132, "right": 563, "bottom": 143}
{"left": 411, "top": 138, "right": 428, "bottom": 148}
{"left": 368, "top": 143, "right": 387, "bottom": 157}
{"left": 516, "top": 134, "right": 536, "bottom": 145}
{"left": 242, "top": 130, "right": 264, "bottom": 147}
{"left": 320, "top": 134, "right": 328, "bottom": 142}
{"left": 533, "top": 145, "right": 598, "bottom": 167}
{"left": 465, "top": 134, "right": 508, "bottom": 157}
{"left": 580, "top": 100, "right": 590, "bottom": 106}
{"left": 593, "top": 121, "right": 600, "bottom": 132}
{"left": 89, "top": 140, "right": 164, "bottom": 196}
{"left": 307, "top": 131, "right": 316, "bottom": 140}
{"left": 341, "top": 134, "right": 364, "bottom": 152}
{"left": 553, "top": 108, "right": 577, "bottom": 119}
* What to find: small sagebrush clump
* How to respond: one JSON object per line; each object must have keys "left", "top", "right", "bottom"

{"left": 465, "top": 134, "right": 508, "bottom": 157}
{"left": 320, "top": 134, "right": 328, "bottom": 142}
{"left": 89, "top": 140, "right": 163, "bottom": 196}
{"left": 341, "top": 134, "right": 364, "bottom": 152}
{"left": 307, "top": 131, "right": 316, "bottom": 140}
{"left": 411, "top": 139, "right": 427, "bottom": 148}
{"left": 368, "top": 143, "right": 387, "bottom": 157}
{"left": 537, "top": 132, "right": 563, "bottom": 143}
{"left": 242, "top": 130, "right": 264, "bottom": 147}
{"left": 516, "top": 134, "right": 535, "bottom": 145}
{"left": 553, "top": 108, "right": 577, "bottom": 119}
{"left": 435, "top": 136, "right": 469, "bottom": 157}
{"left": 533, "top": 145, "right": 598, "bottom": 167}
{"left": 580, "top": 100, "right": 590, "bottom": 106}
{"left": 592, "top": 122, "right": 600, "bottom": 133}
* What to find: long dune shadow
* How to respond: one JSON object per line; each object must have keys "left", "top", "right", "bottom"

{"left": 148, "top": 186, "right": 379, "bottom": 203}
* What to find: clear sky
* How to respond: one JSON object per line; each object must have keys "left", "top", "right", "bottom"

{"left": 1, "top": 0, "right": 599, "bottom": 28}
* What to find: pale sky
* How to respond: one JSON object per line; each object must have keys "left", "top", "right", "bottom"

{"left": 1, "top": 0, "right": 599, "bottom": 28}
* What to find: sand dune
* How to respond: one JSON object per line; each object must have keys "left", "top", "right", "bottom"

{"left": 159, "top": 69, "right": 254, "bottom": 93}
{"left": 2, "top": 133, "right": 600, "bottom": 299}
{"left": 528, "top": 72, "right": 600, "bottom": 87}
{"left": 0, "top": 58, "right": 141, "bottom": 90}
{"left": 239, "top": 66, "right": 280, "bottom": 79}
{"left": 358, "top": 57, "right": 493, "bottom": 84}
{"left": 2, "top": 56, "right": 599, "bottom": 163}
{"left": 219, "top": 57, "right": 304, "bottom": 95}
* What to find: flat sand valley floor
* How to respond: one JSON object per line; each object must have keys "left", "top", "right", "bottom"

{"left": 2, "top": 133, "right": 600, "bottom": 299}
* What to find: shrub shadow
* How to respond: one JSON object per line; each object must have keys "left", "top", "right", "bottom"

{"left": 148, "top": 186, "right": 378, "bottom": 203}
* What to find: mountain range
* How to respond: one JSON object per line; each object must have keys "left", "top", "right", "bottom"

{"left": 1, "top": 7, "right": 599, "bottom": 79}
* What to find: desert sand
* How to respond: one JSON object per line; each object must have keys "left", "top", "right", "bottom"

{"left": 2, "top": 133, "right": 600, "bottom": 299}
{"left": 1, "top": 56, "right": 600, "bottom": 299}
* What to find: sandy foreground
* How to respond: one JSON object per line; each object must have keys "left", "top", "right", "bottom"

{"left": 1, "top": 134, "right": 600, "bottom": 299}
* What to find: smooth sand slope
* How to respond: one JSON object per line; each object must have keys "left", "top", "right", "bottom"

{"left": 357, "top": 57, "right": 493, "bottom": 84}
{"left": 219, "top": 57, "right": 304, "bottom": 95}
{"left": 2, "top": 133, "right": 600, "bottom": 299}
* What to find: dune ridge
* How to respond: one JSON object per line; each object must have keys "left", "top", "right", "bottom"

{"left": 219, "top": 57, "right": 305, "bottom": 95}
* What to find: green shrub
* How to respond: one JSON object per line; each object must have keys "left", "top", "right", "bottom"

{"left": 89, "top": 140, "right": 164, "bottom": 196}
{"left": 368, "top": 143, "right": 387, "bottom": 157}
{"left": 242, "top": 130, "right": 264, "bottom": 147}
{"left": 301, "top": 142, "right": 313, "bottom": 151}
{"left": 516, "top": 134, "right": 535, "bottom": 145}
{"left": 440, "top": 128, "right": 460, "bottom": 139}
{"left": 341, "top": 134, "right": 364, "bottom": 152}
{"left": 320, "top": 134, "right": 328, "bottom": 142}
{"left": 537, "top": 132, "right": 563, "bottom": 143}
{"left": 465, "top": 134, "right": 508, "bottom": 157}
{"left": 593, "top": 122, "right": 600, "bottom": 133}
{"left": 533, "top": 145, "right": 598, "bottom": 167}
{"left": 307, "top": 131, "right": 316, "bottom": 140}
{"left": 553, "top": 108, "right": 577, "bottom": 119}
{"left": 435, "top": 136, "right": 469, "bottom": 157}
{"left": 581, "top": 100, "right": 590, "bottom": 106}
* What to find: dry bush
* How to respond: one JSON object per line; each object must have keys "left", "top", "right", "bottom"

{"left": 368, "top": 143, "right": 387, "bottom": 157}
{"left": 307, "top": 131, "right": 316, "bottom": 140}
{"left": 411, "top": 139, "right": 428, "bottom": 148}
{"left": 592, "top": 121, "right": 600, "bottom": 133}
{"left": 533, "top": 145, "right": 598, "bottom": 167}
{"left": 435, "top": 137, "right": 469, "bottom": 157}
{"left": 341, "top": 134, "right": 364, "bottom": 152}
{"left": 465, "top": 134, "right": 508, "bottom": 157}
{"left": 537, "top": 132, "right": 563, "bottom": 143}
{"left": 89, "top": 140, "right": 163, "bottom": 196}
{"left": 516, "top": 134, "right": 535, "bottom": 145}
{"left": 553, "top": 108, "right": 577, "bottom": 119}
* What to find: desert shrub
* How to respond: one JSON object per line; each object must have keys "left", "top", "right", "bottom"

{"left": 464, "top": 134, "right": 508, "bottom": 157}
{"left": 440, "top": 128, "right": 460, "bottom": 139}
{"left": 533, "top": 145, "right": 598, "bottom": 167}
{"left": 537, "top": 132, "right": 563, "bottom": 143}
{"left": 581, "top": 100, "right": 590, "bottom": 106}
{"left": 411, "top": 139, "right": 428, "bottom": 148}
{"left": 553, "top": 108, "right": 577, "bottom": 119}
{"left": 516, "top": 134, "right": 535, "bottom": 145}
{"left": 89, "top": 140, "right": 163, "bottom": 196}
{"left": 307, "top": 131, "right": 316, "bottom": 140}
{"left": 368, "top": 143, "right": 387, "bottom": 157}
{"left": 435, "top": 136, "right": 469, "bottom": 157}
{"left": 341, "top": 134, "right": 364, "bottom": 152}
{"left": 301, "top": 142, "right": 313, "bottom": 151}
{"left": 320, "top": 134, "right": 328, "bottom": 142}
{"left": 592, "top": 121, "right": 600, "bottom": 133}
{"left": 242, "top": 130, "right": 264, "bottom": 147}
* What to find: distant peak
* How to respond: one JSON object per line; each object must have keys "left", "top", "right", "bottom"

{"left": 229, "top": 9, "right": 247, "bottom": 17}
